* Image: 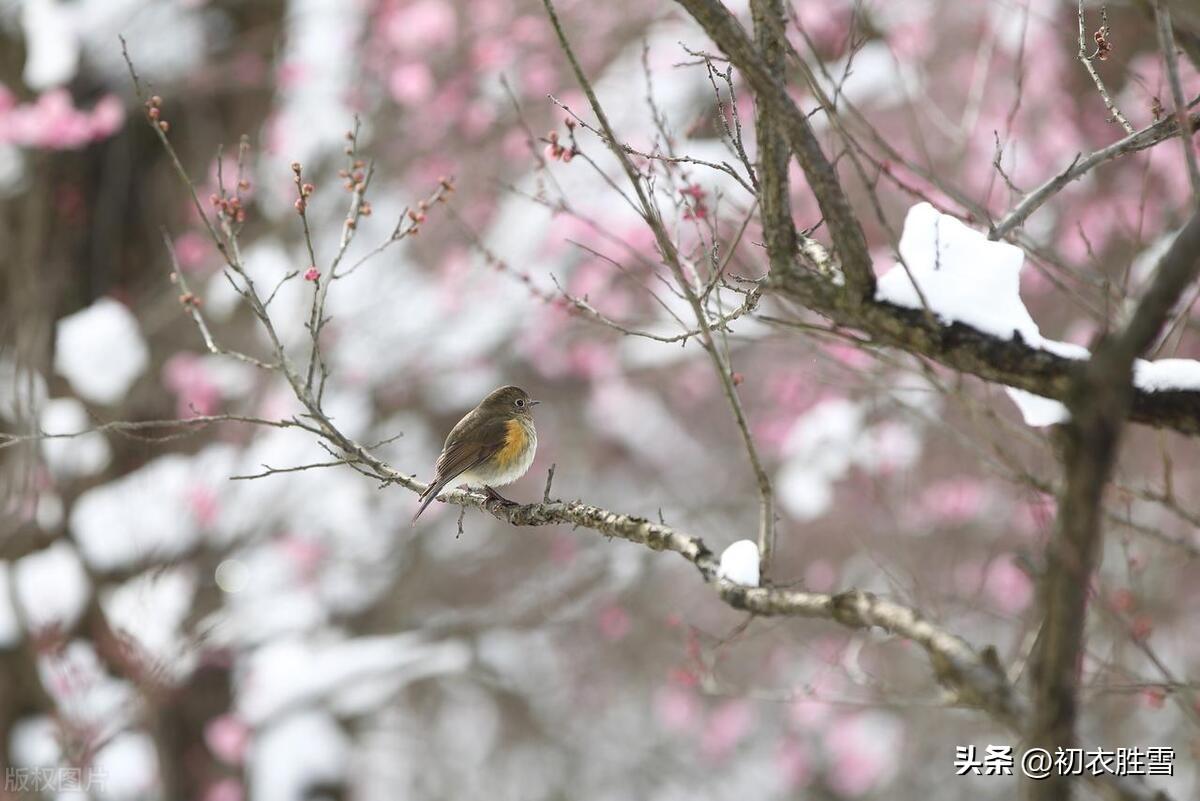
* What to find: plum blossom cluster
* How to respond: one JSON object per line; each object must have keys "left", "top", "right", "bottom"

{"left": 142, "top": 94, "right": 170, "bottom": 134}
{"left": 680, "top": 184, "right": 708, "bottom": 220}
{"left": 208, "top": 187, "right": 250, "bottom": 226}
{"left": 0, "top": 86, "right": 124, "bottom": 149}
{"left": 291, "top": 161, "right": 316, "bottom": 215}
{"left": 543, "top": 124, "right": 577, "bottom": 162}
{"left": 337, "top": 157, "right": 374, "bottom": 218}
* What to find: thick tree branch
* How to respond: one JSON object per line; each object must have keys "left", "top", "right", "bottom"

{"left": 352, "top": 440, "right": 1025, "bottom": 727}
{"left": 1027, "top": 209, "right": 1200, "bottom": 801}
{"left": 328, "top": 422, "right": 1162, "bottom": 801}
{"left": 767, "top": 236, "right": 1200, "bottom": 435}
{"left": 673, "top": 0, "right": 875, "bottom": 301}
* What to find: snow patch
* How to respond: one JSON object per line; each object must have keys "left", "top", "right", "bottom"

{"left": 0, "top": 563, "right": 20, "bottom": 646}
{"left": 877, "top": 203, "right": 1036, "bottom": 341}
{"left": 777, "top": 399, "right": 923, "bottom": 521}
{"left": 0, "top": 357, "right": 47, "bottom": 421}
{"left": 1133, "top": 358, "right": 1200, "bottom": 391}
{"left": 879, "top": 204, "right": 1200, "bottom": 427}
{"left": 39, "top": 397, "right": 111, "bottom": 478}
{"left": 238, "top": 635, "right": 470, "bottom": 725}
{"left": 101, "top": 568, "right": 197, "bottom": 680}
{"left": 251, "top": 711, "right": 350, "bottom": 801}
{"left": 92, "top": 732, "right": 158, "bottom": 799}
{"left": 13, "top": 541, "right": 90, "bottom": 632}
{"left": 54, "top": 298, "right": 149, "bottom": 405}
{"left": 69, "top": 449, "right": 229, "bottom": 571}
{"left": 717, "top": 540, "right": 760, "bottom": 587}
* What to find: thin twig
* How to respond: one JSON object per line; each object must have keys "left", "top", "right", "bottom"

{"left": 160, "top": 230, "right": 275, "bottom": 370}
{"left": 543, "top": 0, "right": 778, "bottom": 579}
{"left": 1154, "top": 0, "right": 1200, "bottom": 202}
{"left": 229, "top": 459, "right": 357, "bottom": 481}
{"left": 1077, "top": 1, "right": 1135, "bottom": 135}
{"left": 991, "top": 105, "right": 1200, "bottom": 239}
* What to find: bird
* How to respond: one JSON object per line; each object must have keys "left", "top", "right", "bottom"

{"left": 411, "top": 385, "right": 540, "bottom": 524}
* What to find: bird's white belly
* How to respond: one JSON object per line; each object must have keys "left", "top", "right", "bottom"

{"left": 459, "top": 427, "right": 537, "bottom": 488}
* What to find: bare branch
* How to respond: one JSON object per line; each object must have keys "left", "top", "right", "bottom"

{"left": 229, "top": 458, "right": 357, "bottom": 481}
{"left": 549, "top": 274, "right": 760, "bottom": 344}
{"left": 0, "top": 414, "right": 322, "bottom": 451}
{"left": 551, "top": 96, "right": 755, "bottom": 194}
{"left": 1154, "top": 0, "right": 1200, "bottom": 201}
{"left": 673, "top": 0, "right": 876, "bottom": 301}
{"left": 160, "top": 230, "right": 275, "bottom": 370}
{"left": 991, "top": 106, "right": 1200, "bottom": 239}
{"left": 542, "top": 0, "right": 778, "bottom": 579}
{"left": 1077, "top": 1, "right": 1136, "bottom": 135}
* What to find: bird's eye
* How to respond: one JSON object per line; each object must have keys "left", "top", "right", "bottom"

{"left": 515, "top": 399, "right": 525, "bottom": 408}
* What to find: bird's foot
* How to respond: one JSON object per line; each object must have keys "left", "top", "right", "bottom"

{"left": 482, "top": 485, "right": 518, "bottom": 508}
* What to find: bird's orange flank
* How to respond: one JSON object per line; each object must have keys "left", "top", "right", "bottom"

{"left": 495, "top": 418, "right": 529, "bottom": 468}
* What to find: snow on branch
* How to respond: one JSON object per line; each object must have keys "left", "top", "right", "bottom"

{"left": 876, "top": 203, "right": 1200, "bottom": 427}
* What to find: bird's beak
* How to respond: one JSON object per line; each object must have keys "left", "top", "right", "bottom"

{"left": 529, "top": 399, "right": 541, "bottom": 406}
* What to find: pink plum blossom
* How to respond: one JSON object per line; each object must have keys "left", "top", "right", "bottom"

{"left": 917, "top": 478, "right": 988, "bottom": 526}
{"left": 984, "top": 556, "right": 1034, "bottom": 615}
{"left": 204, "top": 714, "right": 251, "bottom": 765}
{"left": 0, "top": 87, "right": 126, "bottom": 150}
{"left": 597, "top": 603, "right": 631, "bottom": 641}
{"left": 188, "top": 485, "right": 219, "bottom": 529}
{"left": 654, "top": 684, "right": 698, "bottom": 731}
{"left": 163, "top": 352, "right": 221, "bottom": 417}
{"left": 173, "top": 232, "right": 214, "bottom": 273}
{"left": 389, "top": 62, "right": 436, "bottom": 106}
{"left": 701, "top": 699, "right": 754, "bottom": 760}
{"left": 825, "top": 712, "right": 903, "bottom": 797}
{"left": 384, "top": 0, "right": 457, "bottom": 51}
{"left": 804, "top": 559, "right": 838, "bottom": 592}
{"left": 775, "top": 737, "right": 813, "bottom": 790}
{"left": 201, "top": 778, "right": 244, "bottom": 801}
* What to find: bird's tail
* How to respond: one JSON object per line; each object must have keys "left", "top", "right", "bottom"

{"left": 411, "top": 476, "right": 453, "bottom": 525}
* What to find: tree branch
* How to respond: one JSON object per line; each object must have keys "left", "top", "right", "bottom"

{"left": 1155, "top": 0, "right": 1200, "bottom": 202}
{"left": 673, "top": 0, "right": 876, "bottom": 301}
{"left": 747, "top": 0, "right": 793, "bottom": 572}
{"left": 1027, "top": 208, "right": 1200, "bottom": 801}
{"left": 541, "top": 0, "right": 779, "bottom": 582}
{"left": 990, "top": 106, "right": 1200, "bottom": 239}
{"left": 1077, "top": 1, "right": 1136, "bottom": 135}
{"left": 768, "top": 236, "right": 1200, "bottom": 436}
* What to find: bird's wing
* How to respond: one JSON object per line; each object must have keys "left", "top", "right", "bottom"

{"left": 412, "top": 413, "right": 509, "bottom": 524}
{"left": 433, "top": 412, "right": 509, "bottom": 483}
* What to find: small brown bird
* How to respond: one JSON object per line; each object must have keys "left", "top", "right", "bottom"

{"left": 411, "top": 385, "right": 540, "bottom": 524}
